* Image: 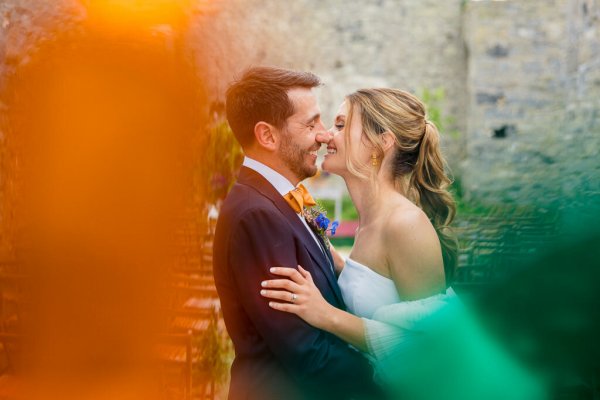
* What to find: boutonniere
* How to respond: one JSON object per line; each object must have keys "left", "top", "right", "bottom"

{"left": 302, "top": 204, "right": 339, "bottom": 250}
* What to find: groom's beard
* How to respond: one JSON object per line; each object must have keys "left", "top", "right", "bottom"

{"left": 279, "top": 133, "right": 318, "bottom": 181}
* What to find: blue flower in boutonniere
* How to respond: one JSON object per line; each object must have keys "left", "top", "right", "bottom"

{"left": 302, "top": 203, "right": 339, "bottom": 250}
{"left": 315, "top": 213, "right": 330, "bottom": 230}
{"left": 330, "top": 221, "right": 339, "bottom": 236}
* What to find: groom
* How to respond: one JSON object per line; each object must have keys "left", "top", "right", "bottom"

{"left": 213, "top": 66, "right": 381, "bottom": 400}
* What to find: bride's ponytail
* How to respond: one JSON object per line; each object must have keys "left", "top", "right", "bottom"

{"left": 411, "top": 121, "right": 458, "bottom": 282}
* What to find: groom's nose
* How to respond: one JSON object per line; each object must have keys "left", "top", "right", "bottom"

{"left": 315, "top": 130, "right": 332, "bottom": 144}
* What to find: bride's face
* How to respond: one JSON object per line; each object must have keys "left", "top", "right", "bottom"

{"left": 322, "top": 100, "right": 370, "bottom": 176}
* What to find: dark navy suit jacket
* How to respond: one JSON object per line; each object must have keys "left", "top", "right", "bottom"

{"left": 213, "top": 167, "right": 381, "bottom": 400}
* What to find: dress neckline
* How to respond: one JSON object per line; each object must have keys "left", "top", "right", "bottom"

{"left": 345, "top": 257, "right": 395, "bottom": 283}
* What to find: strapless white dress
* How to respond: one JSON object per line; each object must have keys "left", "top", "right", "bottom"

{"left": 338, "top": 257, "right": 401, "bottom": 319}
{"left": 336, "top": 257, "right": 546, "bottom": 400}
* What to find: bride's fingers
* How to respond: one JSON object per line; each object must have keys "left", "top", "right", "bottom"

{"left": 260, "top": 289, "right": 301, "bottom": 303}
{"left": 269, "top": 267, "right": 305, "bottom": 284}
{"left": 267, "top": 301, "right": 299, "bottom": 314}
{"left": 297, "top": 266, "right": 314, "bottom": 284}
{"left": 261, "top": 279, "right": 301, "bottom": 293}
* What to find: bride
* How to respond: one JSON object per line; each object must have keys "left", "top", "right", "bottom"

{"left": 259, "top": 88, "right": 547, "bottom": 400}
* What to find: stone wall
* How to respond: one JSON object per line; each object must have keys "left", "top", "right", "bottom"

{"left": 0, "top": 0, "right": 84, "bottom": 75}
{"left": 462, "top": 0, "right": 600, "bottom": 205}
{"left": 189, "top": 0, "right": 468, "bottom": 166}
{"left": 1, "top": 0, "right": 598, "bottom": 206}
{"left": 563, "top": 0, "right": 600, "bottom": 206}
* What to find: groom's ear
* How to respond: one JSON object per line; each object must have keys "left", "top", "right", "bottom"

{"left": 254, "top": 121, "right": 278, "bottom": 151}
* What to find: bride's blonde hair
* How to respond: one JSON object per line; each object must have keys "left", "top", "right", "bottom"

{"left": 344, "top": 88, "right": 458, "bottom": 282}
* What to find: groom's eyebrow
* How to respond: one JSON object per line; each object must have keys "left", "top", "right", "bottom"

{"left": 305, "top": 113, "right": 320, "bottom": 124}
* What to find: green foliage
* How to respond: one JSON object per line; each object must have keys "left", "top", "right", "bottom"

{"left": 317, "top": 196, "right": 358, "bottom": 222}
{"left": 342, "top": 196, "right": 359, "bottom": 220}
{"left": 316, "top": 200, "right": 335, "bottom": 219}
{"left": 450, "top": 176, "right": 538, "bottom": 219}
{"left": 330, "top": 236, "right": 355, "bottom": 248}
{"left": 195, "top": 310, "right": 231, "bottom": 387}
{"left": 200, "top": 119, "right": 243, "bottom": 203}
{"left": 419, "top": 87, "right": 461, "bottom": 139}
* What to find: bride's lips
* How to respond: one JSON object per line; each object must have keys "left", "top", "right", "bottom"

{"left": 324, "top": 146, "right": 337, "bottom": 157}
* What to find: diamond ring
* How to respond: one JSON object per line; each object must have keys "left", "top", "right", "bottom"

{"left": 291, "top": 293, "right": 297, "bottom": 302}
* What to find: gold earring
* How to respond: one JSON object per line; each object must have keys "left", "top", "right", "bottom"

{"left": 371, "top": 153, "right": 378, "bottom": 166}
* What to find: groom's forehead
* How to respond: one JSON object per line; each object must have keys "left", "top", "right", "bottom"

{"left": 287, "top": 87, "right": 320, "bottom": 118}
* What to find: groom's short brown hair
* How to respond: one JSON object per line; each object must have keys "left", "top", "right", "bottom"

{"left": 225, "top": 66, "right": 321, "bottom": 148}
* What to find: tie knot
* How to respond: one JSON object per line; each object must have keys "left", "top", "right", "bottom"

{"left": 283, "top": 184, "right": 316, "bottom": 213}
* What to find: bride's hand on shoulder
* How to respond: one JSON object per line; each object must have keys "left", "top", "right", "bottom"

{"left": 260, "top": 266, "right": 334, "bottom": 329}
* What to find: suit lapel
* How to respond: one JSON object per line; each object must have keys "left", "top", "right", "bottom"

{"left": 237, "top": 167, "right": 344, "bottom": 305}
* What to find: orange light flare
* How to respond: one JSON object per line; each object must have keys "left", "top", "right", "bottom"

{"left": 0, "top": 17, "right": 209, "bottom": 399}
{"left": 83, "top": 0, "right": 193, "bottom": 30}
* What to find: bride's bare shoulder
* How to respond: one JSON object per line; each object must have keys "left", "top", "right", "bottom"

{"left": 382, "top": 203, "right": 433, "bottom": 238}
{"left": 382, "top": 204, "right": 445, "bottom": 298}
{"left": 382, "top": 204, "right": 440, "bottom": 263}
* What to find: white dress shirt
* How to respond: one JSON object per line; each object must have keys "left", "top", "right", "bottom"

{"left": 242, "top": 157, "right": 324, "bottom": 252}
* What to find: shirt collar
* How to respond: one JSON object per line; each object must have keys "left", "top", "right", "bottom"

{"left": 242, "top": 156, "right": 296, "bottom": 196}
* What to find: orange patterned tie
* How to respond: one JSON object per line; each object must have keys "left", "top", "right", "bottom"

{"left": 283, "top": 184, "right": 317, "bottom": 214}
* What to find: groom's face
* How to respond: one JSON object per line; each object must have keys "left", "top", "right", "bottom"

{"left": 278, "top": 88, "right": 325, "bottom": 181}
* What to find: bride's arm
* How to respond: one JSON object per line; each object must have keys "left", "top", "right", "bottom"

{"left": 260, "top": 266, "right": 368, "bottom": 352}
